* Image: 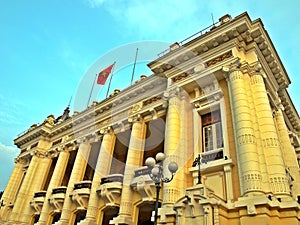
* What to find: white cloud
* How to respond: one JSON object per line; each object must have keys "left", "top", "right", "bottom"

{"left": 0, "top": 142, "right": 19, "bottom": 158}
{"left": 0, "top": 141, "right": 19, "bottom": 191}
{"left": 83, "top": 0, "right": 220, "bottom": 41}
{"left": 0, "top": 94, "right": 28, "bottom": 125}
{"left": 84, "top": 0, "right": 107, "bottom": 8}
{"left": 106, "top": 0, "right": 202, "bottom": 40}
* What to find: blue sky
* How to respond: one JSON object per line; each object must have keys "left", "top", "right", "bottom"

{"left": 0, "top": 0, "right": 299, "bottom": 191}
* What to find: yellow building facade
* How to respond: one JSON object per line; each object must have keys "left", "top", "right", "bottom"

{"left": 0, "top": 12, "right": 299, "bottom": 225}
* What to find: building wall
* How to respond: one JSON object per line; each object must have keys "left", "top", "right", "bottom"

{"left": 1, "top": 12, "right": 299, "bottom": 225}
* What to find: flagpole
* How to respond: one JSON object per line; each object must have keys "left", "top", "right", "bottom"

{"left": 131, "top": 48, "right": 138, "bottom": 85}
{"left": 106, "top": 62, "right": 116, "bottom": 98}
{"left": 87, "top": 73, "right": 97, "bottom": 107}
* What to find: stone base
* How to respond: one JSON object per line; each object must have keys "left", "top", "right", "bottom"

{"left": 110, "top": 215, "right": 133, "bottom": 225}
{"left": 76, "top": 218, "right": 97, "bottom": 225}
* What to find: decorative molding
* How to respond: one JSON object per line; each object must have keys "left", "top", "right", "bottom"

{"left": 128, "top": 114, "right": 142, "bottom": 123}
{"left": 14, "top": 156, "right": 30, "bottom": 165}
{"left": 243, "top": 173, "right": 262, "bottom": 192}
{"left": 129, "top": 102, "right": 143, "bottom": 114}
{"left": 171, "top": 51, "right": 233, "bottom": 83}
{"left": 237, "top": 134, "right": 256, "bottom": 145}
{"left": 270, "top": 176, "right": 289, "bottom": 194}
{"left": 171, "top": 72, "right": 190, "bottom": 83}
{"left": 46, "top": 149, "right": 59, "bottom": 158}
{"left": 262, "top": 137, "right": 279, "bottom": 148}
{"left": 206, "top": 51, "right": 233, "bottom": 68}
{"left": 100, "top": 126, "right": 113, "bottom": 135}
{"left": 142, "top": 95, "right": 162, "bottom": 107}
{"left": 31, "top": 149, "right": 46, "bottom": 158}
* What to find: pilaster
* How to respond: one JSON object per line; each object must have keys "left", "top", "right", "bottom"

{"left": 111, "top": 117, "right": 146, "bottom": 225}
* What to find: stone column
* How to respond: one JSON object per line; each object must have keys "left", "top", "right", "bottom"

{"left": 179, "top": 94, "right": 191, "bottom": 193}
{"left": 57, "top": 138, "right": 91, "bottom": 225}
{"left": 0, "top": 159, "right": 25, "bottom": 221}
{"left": 37, "top": 147, "right": 70, "bottom": 225}
{"left": 8, "top": 151, "right": 52, "bottom": 224}
{"left": 111, "top": 117, "right": 146, "bottom": 225}
{"left": 243, "top": 68, "right": 271, "bottom": 194}
{"left": 250, "top": 72, "right": 290, "bottom": 197}
{"left": 20, "top": 154, "right": 52, "bottom": 224}
{"left": 163, "top": 89, "right": 182, "bottom": 206}
{"left": 81, "top": 128, "right": 116, "bottom": 225}
{"left": 226, "top": 67, "right": 262, "bottom": 196}
{"left": 157, "top": 88, "right": 183, "bottom": 225}
{"left": 274, "top": 107, "right": 300, "bottom": 197}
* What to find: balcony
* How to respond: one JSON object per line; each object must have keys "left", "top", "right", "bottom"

{"left": 49, "top": 186, "right": 67, "bottom": 212}
{"left": 70, "top": 180, "right": 92, "bottom": 209}
{"left": 97, "top": 174, "right": 123, "bottom": 206}
{"left": 30, "top": 191, "right": 46, "bottom": 213}
{"left": 201, "top": 148, "right": 224, "bottom": 163}
{"left": 131, "top": 166, "right": 156, "bottom": 201}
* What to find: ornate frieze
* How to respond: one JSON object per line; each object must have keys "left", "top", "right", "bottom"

{"left": 142, "top": 95, "right": 162, "bottom": 107}
{"left": 206, "top": 51, "right": 233, "bottom": 68}
{"left": 171, "top": 51, "right": 233, "bottom": 83}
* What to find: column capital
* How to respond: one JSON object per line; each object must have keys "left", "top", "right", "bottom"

{"left": 222, "top": 58, "right": 242, "bottom": 78}
{"left": 164, "top": 87, "right": 181, "bottom": 100}
{"left": 100, "top": 126, "right": 113, "bottom": 135}
{"left": 65, "top": 141, "right": 78, "bottom": 151}
{"left": 14, "top": 156, "right": 30, "bottom": 165}
{"left": 30, "top": 149, "right": 47, "bottom": 158}
{"left": 46, "top": 148, "right": 59, "bottom": 158}
{"left": 248, "top": 62, "right": 267, "bottom": 78}
{"left": 128, "top": 114, "right": 143, "bottom": 123}
{"left": 76, "top": 136, "right": 89, "bottom": 144}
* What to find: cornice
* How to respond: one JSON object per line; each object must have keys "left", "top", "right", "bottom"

{"left": 14, "top": 123, "right": 51, "bottom": 148}
{"left": 148, "top": 13, "right": 252, "bottom": 75}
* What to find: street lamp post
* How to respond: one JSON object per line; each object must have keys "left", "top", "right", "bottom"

{"left": 145, "top": 152, "right": 178, "bottom": 225}
{"left": 192, "top": 154, "right": 202, "bottom": 184}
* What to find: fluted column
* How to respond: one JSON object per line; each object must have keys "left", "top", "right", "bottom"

{"left": 8, "top": 151, "right": 52, "bottom": 224}
{"left": 20, "top": 154, "right": 52, "bottom": 224}
{"left": 37, "top": 148, "right": 70, "bottom": 225}
{"left": 163, "top": 89, "right": 182, "bottom": 206}
{"left": 111, "top": 118, "right": 146, "bottom": 225}
{"left": 226, "top": 68, "right": 262, "bottom": 195}
{"left": 250, "top": 72, "right": 290, "bottom": 196}
{"left": 244, "top": 70, "right": 271, "bottom": 194}
{"left": 179, "top": 94, "right": 190, "bottom": 194}
{"left": 153, "top": 89, "right": 182, "bottom": 225}
{"left": 57, "top": 139, "right": 91, "bottom": 225}
{"left": 82, "top": 128, "right": 116, "bottom": 224}
{"left": 274, "top": 107, "right": 300, "bottom": 197}
{"left": 0, "top": 159, "right": 25, "bottom": 221}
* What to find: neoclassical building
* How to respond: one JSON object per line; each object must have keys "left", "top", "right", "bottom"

{"left": 1, "top": 12, "right": 299, "bottom": 225}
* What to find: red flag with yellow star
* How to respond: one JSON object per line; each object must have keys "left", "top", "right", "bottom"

{"left": 97, "top": 63, "right": 115, "bottom": 85}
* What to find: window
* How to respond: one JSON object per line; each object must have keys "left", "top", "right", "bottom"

{"left": 202, "top": 110, "right": 223, "bottom": 152}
